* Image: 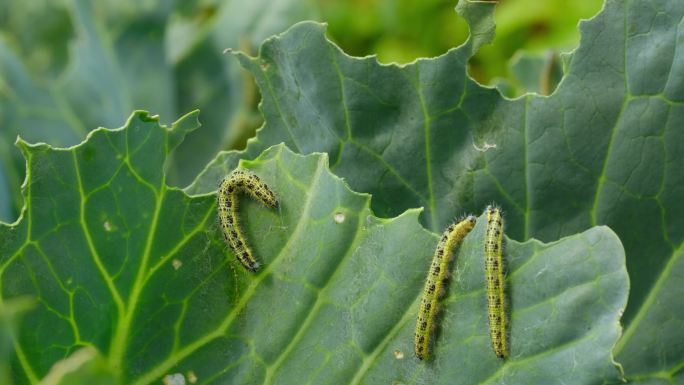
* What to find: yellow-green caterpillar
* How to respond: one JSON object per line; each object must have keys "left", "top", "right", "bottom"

{"left": 217, "top": 169, "right": 278, "bottom": 272}
{"left": 484, "top": 205, "right": 508, "bottom": 358}
{"left": 414, "top": 215, "right": 477, "bottom": 360}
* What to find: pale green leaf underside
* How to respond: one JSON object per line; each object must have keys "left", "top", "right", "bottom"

{"left": 189, "top": 1, "right": 684, "bottom": 381}
{"left": 1, "top": 112, "right": 626, "bottom": 384}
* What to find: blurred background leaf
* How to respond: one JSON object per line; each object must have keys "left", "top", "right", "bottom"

{"left": 0, "top": 0, "right": 603, "bottom": 224}
{"left": 0, "top": 0, "right": 318, "bottom": 225}
{"left": 320, "top": 0, "right": 602, "bottom": 90}
{"left": 0, "top": 297, "right": 34, "bottom": 385}
{"left": 502, "top": 50, "right": 564, "bottom": 97}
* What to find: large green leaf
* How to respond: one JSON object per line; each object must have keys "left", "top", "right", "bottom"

{"left": 1, "top": 111, "right": 626, "bottom": 384}
{"left": 190, "top": 0, "right": 684, "bottom": 381}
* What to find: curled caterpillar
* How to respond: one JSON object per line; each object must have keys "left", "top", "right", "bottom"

{"left": 415, "top": 215, "right": 477, "bottom": 360}
{"left": 484, "top": 205, "right": 508, "bottom": 358}
{"left": 217, "top": 169, "right": 278, "bottom": 272}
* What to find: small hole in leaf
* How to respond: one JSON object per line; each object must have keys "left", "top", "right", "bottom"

{"left": 172, "top": 259, "right": 183, "bottom": 270}
{"left": 162, "top": 373, "right": 185, "bottom": 385}
{"left": 187, "top": 371, "right": 197, "bottom": 384}
{"left": 334, "top": 212, "right": 345, "bottom": 224}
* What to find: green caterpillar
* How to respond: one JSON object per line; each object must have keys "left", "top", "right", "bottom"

{"left": 414, "top": 215, "right": 477, "bottom": 360}
{"left": 484, "top": 205, "right": 508, "bottom": 358}
{"left": 217, "top": 169, "right": 278, "bottom": 272}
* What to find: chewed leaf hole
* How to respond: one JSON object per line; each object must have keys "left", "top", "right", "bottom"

{"left": 334, "top": 212, "right": 345, "bottom": 224}
{"left": 163, "top": 373, "right": 185, "bottom": 385}
{"left": 172, "top": 259, "right": 183, "bottom": 270}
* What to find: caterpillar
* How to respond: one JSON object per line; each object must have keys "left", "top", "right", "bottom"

{"left": 415, "top": 215, "right": 477, "bottom": 360}
{"left": 217, "top": 169, "right": 278, "bottom": 272}
{"left": 484, "top": 205, "right": 508, "bottom": 358}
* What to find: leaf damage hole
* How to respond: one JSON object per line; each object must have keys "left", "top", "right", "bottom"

{"left": 172, "top": 259, "right": 183, "bottom": 270}
{"left": 187, "top": 371, "right": 197, "bottom": 384}
{"left": 163, "top": 373, "right": 185, "bottom": 385}
{"left": 334, "top": 212, "right": 345, "bottom": 224}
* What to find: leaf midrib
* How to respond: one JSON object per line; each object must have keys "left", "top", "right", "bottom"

{"left": 261, "top": 188, "right": 367, "bottom": 384}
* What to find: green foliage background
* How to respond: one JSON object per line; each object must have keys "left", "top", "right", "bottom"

{"left": 1, "top": 0, "right": 682, "bottom": 384}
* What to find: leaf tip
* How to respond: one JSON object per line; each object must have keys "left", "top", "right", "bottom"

{"left": 14, "top": 135, "right": 50, "bottom": 158}
{"left": 14, "top": 135, "right": 28, "bottom": 150}
{"left": 173, "top": 109, "right": 201, "bottom": 132}
{"left": 454, "top": 0, "right": 497, "bottom": 54}
{"left": 168, "top": 110, "right": 202, "bottom": 150}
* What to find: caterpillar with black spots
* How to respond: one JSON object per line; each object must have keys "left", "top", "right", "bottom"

{"left": 484, "top": 205, "right": 508, "bottom": 358}
{"left": 217, "top": 169, "right": 278, "bottom": 272}
{"left": 415, "top": 215, "right": 477, "bottom": 360}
